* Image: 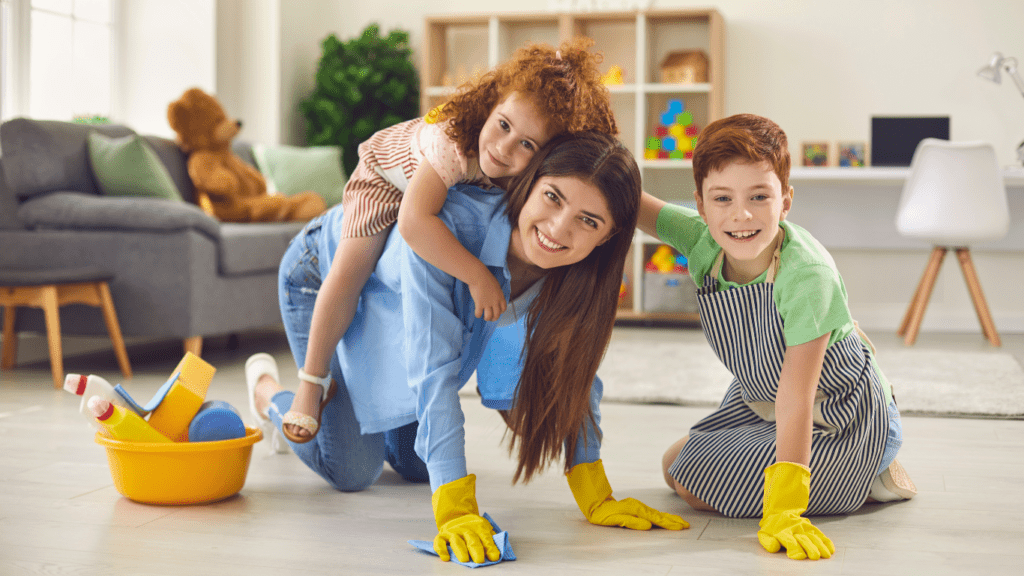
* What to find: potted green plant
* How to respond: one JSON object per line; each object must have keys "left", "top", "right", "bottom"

{"left": 301, "top": 24, "right": 419, "bottom": 176}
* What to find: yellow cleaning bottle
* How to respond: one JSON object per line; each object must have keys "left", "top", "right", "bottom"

{"left": 88, "top": 396, "right": 173, "bottom": 443}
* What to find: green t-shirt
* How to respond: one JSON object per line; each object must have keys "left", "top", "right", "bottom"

{"left": 656, "top": 204, "right": 892, "bottom": 402}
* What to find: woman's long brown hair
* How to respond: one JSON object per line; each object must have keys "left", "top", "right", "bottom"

{"left": 502, "top": 132, "right": 641, "bottom": 483}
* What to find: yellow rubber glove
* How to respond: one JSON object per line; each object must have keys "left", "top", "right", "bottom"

{"left": 431, "top": 474, "right": 500, "bottom": 564}
{"left": 567, "top": 460, "right": 689, "bottom": 530}
{"left": 757, "top": 462, "right": 836, "bottom": 560}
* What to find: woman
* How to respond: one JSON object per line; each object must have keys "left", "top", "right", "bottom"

{"left": 246, "top": 133, "right": 687, "bottom": 564}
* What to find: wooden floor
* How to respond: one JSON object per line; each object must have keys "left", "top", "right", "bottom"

{"left": 1, "top": 328, "right": 1023, "bottom": 575}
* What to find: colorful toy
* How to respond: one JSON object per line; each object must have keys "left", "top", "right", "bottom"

{"left": 619, "top": 274, "right": 628, "bottom": 301}
{"left": 645, "top": 245, "right": 689, "bottom": 274}
{"left": 645, "top": 99, "right": 700, "bottom": 161}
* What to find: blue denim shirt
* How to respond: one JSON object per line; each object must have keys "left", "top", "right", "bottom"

{"left": 316, "top": 184, "right": 603, "bottom": 490}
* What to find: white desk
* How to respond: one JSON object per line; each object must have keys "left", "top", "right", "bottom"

{"left": 789, "top": 166, "right": 1024, "bottom": 187}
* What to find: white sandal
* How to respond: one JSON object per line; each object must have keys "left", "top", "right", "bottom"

{"left": 245, "top": 353, "right": 289, "bottom": 454}
{"left": 281, "top": 368, "right": 336, "bottom": 444}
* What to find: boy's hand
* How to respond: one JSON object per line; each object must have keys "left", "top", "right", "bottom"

{"left": 469, "top": 273, "right": 507, "bottom": 321}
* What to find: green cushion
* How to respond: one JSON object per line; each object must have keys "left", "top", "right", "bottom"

{"left": 87, "top": 132, "right": 183, "bottom": 201}
{"left": 252, "top": 144, "right": 347, "bottom": 208}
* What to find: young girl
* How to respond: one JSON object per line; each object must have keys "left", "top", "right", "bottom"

{"left": 639, "top": 114, "right": 916, "bottom": 561}
{"left": 282, "top": 38, "right": 618, "bottom": 443}
{"left": 246, "top": 133, "right": 686, "bottom": 564}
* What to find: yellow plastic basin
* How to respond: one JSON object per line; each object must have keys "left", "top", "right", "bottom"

{"left": 95, "top": 427, "right": 263, "bottom": 505}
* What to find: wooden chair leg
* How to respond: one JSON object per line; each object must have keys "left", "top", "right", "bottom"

{"left": 897, "top": 253, "right": 935, "bottom": 336}
{"left": 40, "top": 286, "right": 63, "bottom": 389}
{"left": 2, "top": 305, "right": 16, "bottom": 370}
{"left": 955, "top": 248, "right": 1001, "bottom": 347}
{"left": 902, "top": 247, "right": 947, "bottom": 346}
{"left": 96, "top": 282, "right": 132, "bottom": 378}
{"left": 183, "top": 336, "right": 203, "bottom": 358}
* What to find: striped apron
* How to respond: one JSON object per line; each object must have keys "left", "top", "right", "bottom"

{"left": 668, "top": 237, "right": 888, "bottom": 518}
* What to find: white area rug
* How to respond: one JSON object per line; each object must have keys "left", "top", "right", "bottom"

{"left": 597, "top": 340, "right": 1024, "bottom": 419}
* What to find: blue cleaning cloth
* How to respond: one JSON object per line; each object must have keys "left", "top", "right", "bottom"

{"left": 409, "top": 513, "right": 516, "bottom": 568}
{"left": 114, "top": 371, "right": 181, "bottom": 416}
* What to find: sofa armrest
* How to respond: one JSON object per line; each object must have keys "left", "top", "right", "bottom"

{"left": 16, "top": 192, "right": 221, "bottom": 240}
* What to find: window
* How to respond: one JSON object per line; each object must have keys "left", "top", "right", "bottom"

{"left": 0, "top": 0, "right": 113, "bottom": 122}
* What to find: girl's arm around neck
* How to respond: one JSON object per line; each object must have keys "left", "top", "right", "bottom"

{"left": 397, "top": 162, "right": 505, "bottom": 321}
{"left": 774, "top": 333, "right": 829, "bottom": 466}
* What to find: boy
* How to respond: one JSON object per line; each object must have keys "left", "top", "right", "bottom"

{"left": 638, "top": 114, "right": 915, "bottom": 561}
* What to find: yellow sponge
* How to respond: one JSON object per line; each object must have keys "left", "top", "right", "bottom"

{"left": 147, "top": 352, "right": 215, "bottom": 441}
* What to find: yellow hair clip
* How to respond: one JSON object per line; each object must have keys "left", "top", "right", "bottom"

{"left": 424, "top": 104, "right": 444, "bottom": 124}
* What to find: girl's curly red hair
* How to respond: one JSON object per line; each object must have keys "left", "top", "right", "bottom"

{"left": 436, "top": 37, "right": 618, "bottom": 156}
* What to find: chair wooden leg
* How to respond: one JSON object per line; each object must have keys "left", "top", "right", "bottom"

{"left": 902, "top": 247, "right": 947, "bottom": 346}
{"left": 954, "top": 248, "right": 1001, "bottom": 347}
{"left": 40, "top": 286, "right": 63, "bottom": 389}
{"left": 897, "top": 253, "right": 935, "bottom": 337}
{"left": 183, "top": 336, "right": 203, "bottom": 358}
{"left": 2, "top": 305, "right": 17, "bottom": 370}
{"left": 96, "top": 282, "right": 132, "bottom": 378}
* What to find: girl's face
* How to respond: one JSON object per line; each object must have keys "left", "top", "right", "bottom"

{"left": 694, "top": 159, "right": 793, "bottom": 283}
{"left": 510, "top": 175, "right": 615, "bottom": 270}
{"left": 478, "top": 92, "right": 554, "bottom": 183}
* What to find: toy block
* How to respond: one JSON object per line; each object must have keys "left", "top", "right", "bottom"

{"left": 654, "top": 125, "right": 668, "bottom": 138}
{"left": 644, "top": 149, "right": 659, "bottom": 160}
{"left": 685, "top": 124, "right": 699, "bottom": 136}
{"left": 677, "top": 111, "right": 693, "bottom": 126}
{"left": 667, "top": 99, "right": 684, "bottom": 114}
{"left": 663, "top": 137, "right": 677, "bottom": 152}
{"left": 669, "top": 124, "right": 685, "bottom": 138}
{"left": 646, "top": 137, "right": 661, "bottom": 150}
{"left": 147, "top": 352, "right": 215, "bottom": 442}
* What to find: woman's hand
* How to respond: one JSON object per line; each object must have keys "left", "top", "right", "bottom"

{"left": 432, "top": 475, "right": 501, "bottom": 563}
{"left": 567, "top": 460, "right": 689, "bottom": 530}
{"left": 469, "top": 272, "right": 507, "bottom": 321}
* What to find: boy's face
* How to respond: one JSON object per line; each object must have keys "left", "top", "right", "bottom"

{"left": 694, "top": 159, "right": 793, "bottom": 283}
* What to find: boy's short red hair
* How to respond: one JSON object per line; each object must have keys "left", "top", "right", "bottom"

{"left": 692, "top": 113, "right": 790, "bottom": 195}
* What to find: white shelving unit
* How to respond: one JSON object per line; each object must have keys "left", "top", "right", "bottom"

{"left": 422, "top": 9, "right": 725, "bottom": 322}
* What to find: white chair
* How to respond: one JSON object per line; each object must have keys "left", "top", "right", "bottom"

{"left": 895, "top": 138, "right": 1010, "bottom": 346}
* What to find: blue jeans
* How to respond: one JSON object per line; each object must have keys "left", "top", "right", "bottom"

{"left": 271, "top": 216, "right": 428, "bottom": 491}
{"left": 876, "top": 401, "right": 903, "bottom": 475}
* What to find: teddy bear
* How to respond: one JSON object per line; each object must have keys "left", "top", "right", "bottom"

{"left": 167, "top": 88, "right": 326, "bottom": 223}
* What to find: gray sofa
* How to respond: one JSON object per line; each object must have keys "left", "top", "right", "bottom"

{"left": 0, "top": 118, "right": 308, "bottom": 357}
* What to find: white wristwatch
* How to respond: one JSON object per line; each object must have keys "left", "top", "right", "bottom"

{"left": 298, "top": 368, "right": 331, "bottom": 387}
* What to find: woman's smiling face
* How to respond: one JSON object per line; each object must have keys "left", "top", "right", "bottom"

{"left": 510, "top": 175, "right": 615, "bottom": 270}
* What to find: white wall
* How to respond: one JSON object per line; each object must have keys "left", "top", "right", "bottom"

{"left": 118, "top": 0, "right": 216, "bottom": 138}
{"left": 216, "top": 0, "right": 280, "bottom": 145}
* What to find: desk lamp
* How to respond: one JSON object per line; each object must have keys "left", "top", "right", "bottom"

{"left": 978, "top": 52, "right": 1024, "bottom": 164}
